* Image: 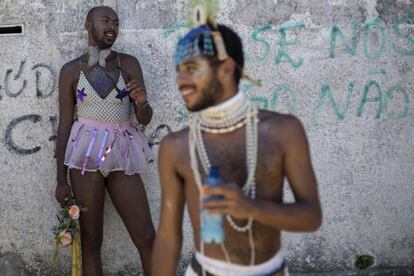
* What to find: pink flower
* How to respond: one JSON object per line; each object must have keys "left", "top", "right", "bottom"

{"left": 60, "top": 232, "right": 72, "bottom": 247}
{"left": 68, "top": 205, "right": 80, "bottom": 220}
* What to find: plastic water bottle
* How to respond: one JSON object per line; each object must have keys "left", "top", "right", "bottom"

{"left": 201, "top": 166, "right": 225, "bottom": 244}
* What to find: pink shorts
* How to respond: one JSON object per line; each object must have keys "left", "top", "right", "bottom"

{"left": 64, "top": 117, "right": 153, "bottom": 177}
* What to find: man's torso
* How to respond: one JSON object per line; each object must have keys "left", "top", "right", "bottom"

{"left": 174, "top": 110, "right": 290, "bottom": 265}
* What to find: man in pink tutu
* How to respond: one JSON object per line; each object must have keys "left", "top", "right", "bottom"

{"left": 55, "top": 6, "right": 154, "bottom": 276}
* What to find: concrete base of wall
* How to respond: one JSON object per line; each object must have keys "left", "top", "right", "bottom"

{"left": 293, "top": 268, "right": 414, "bottom": 276}
{"left": 1, "top": 250, "right": 411, "bottom": 276}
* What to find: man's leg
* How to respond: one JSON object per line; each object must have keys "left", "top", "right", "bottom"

{"left": 106, "top": 172, "right": 155, "bottom": 276}
{"left": 70, "top": 170, "right": 106, "bottom": 276}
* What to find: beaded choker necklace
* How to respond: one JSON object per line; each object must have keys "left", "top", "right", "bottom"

{"left": 189, "top": 95, "right": 259, "bottom": 265}
{"left": 199, "top": 92, "right": 250, "bottom": 134}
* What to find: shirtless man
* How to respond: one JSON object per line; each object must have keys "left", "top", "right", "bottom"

{"left": 55, "top": 6, "right": 154, "bottom": 276}
{"left": 152, "top": 23, "right": 322, "bottom": 275}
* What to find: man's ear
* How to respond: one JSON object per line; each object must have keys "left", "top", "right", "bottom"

{"left": 85, "top": 21, "right": 91, "bottom": 32}
{"left": 218, "top": 58, "right": 236, "bottom": 81}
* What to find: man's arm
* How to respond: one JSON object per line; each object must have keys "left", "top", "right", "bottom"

{"left": 152, "top": 134, "right": 186, "bottom": 276}
{"left": 120, "top": 54, "right": 153, "bottom": 124}
{"left": 204, "top": 115, "right": 322, "bottom": 231}
{"left": 55, "top": 63, "right": 76, "bottom": 206}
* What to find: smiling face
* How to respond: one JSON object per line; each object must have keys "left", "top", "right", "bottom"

{"left": 176, "top": 55, "right": 224, "bottom": 112}
{"left": 86, "top": 7, "right": 119, "bottom": 49}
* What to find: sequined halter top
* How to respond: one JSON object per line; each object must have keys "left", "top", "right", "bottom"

{"left": 76, "top": 54, "right": 131, "bottom": 123}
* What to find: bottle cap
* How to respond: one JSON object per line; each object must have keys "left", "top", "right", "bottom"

{"left": 209, "top": 166, "right": 220, "bottom": 177}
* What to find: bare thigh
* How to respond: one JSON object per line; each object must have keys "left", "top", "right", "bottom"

{"left": 106, "top": 171, "right": 155, "bottom": 240}
{"left": 70, "top": 169, "right": 106, "bottom": 246}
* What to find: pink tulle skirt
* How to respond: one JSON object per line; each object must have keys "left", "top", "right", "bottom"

{"left": 64, "top": 117, "right": 153, "bottom": 177}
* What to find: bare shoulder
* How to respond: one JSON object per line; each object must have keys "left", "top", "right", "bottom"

{"left": 159, "top": 127, "right": 189, "bottom": 159}
{"left": 59, "top": 56, "right": 84, "bottom": 93}
{"left": 258, "top": 110, "right": 307, "bottom": 146}
{"left": 60, "top": 57, "right": 82, "bottom": 75}
{"left": 259, "top": 109, "right": 303, "bottom": 129}
{"left": 118, "top": 52, "right": 140, "bottom": 66}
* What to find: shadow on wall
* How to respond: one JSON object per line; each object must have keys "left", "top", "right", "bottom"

{"left": 0, "top": 252, "right": 29, "bottom": 276}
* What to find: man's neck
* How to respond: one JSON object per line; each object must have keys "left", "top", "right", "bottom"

{"left": 213, "top": 83, "right": 238, "bottom": 106}
{"left": 87, "top": 45, "right": 112, "bottom": 68}
{"left": 88, "top": 43, "right": 112, "bottom": 50}
{"left": 202, "top": 92, "right": 244, "bottom": 115}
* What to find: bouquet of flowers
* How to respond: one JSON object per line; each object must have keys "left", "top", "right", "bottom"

{"left": 51, "top": 198, "right": 86, "bottom": 276}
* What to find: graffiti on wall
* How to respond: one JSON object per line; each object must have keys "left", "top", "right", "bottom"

{"left": 164, "top": 12, "right": 413, "bottom": 126}
{"left": 0, "top": 60, "right": 58, "bottom": 155}
{"left": 2, "top": 60, "right": 56, "bottom": 99}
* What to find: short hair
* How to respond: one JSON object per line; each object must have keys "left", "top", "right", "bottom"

{"left": 86, "top": 6, "right": 115, "bottom": 21}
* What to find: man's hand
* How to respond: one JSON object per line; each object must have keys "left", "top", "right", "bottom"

{"left": 127, "top": 79, "right": 147, "bottom": 104}
{"left": 202, "top": 183, "right": 255, "bottom": 220}
{"left": 55, "top": 181, "right": 72, "bottom": 207}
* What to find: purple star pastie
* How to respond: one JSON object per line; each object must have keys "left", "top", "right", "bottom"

{"left": 77, "top": 88, "right": 87, "bottom": 102}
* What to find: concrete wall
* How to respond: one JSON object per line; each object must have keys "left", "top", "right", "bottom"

{"left": 0, "top": 0, "right": 413, "bottom": 275}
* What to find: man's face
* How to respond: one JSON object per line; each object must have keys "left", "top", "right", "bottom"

{"left": 176, "top": 56, "right": 223, "bottom": 112}
{"left": 88, "top": 8, "right": 119, "bottom": 49}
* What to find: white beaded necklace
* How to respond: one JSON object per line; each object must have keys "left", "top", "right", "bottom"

{"left": 189, "top": 93, "right": 259, "bottom": 266}
{"left": 200, "top": 92, "right": 251, "bottom": 134}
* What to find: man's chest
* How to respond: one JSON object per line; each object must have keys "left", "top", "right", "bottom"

{"left": 183, "top": 131, "right": 284, "bottom": 196}
{"left": 80, "top": 66, "right": 120, "bottom": 99}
